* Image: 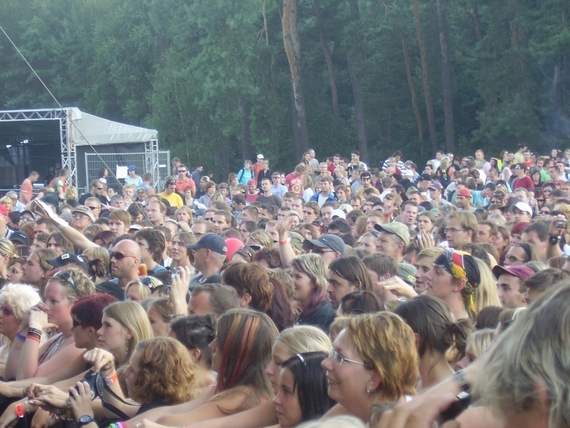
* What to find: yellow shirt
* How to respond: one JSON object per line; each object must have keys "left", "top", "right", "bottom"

{"left": 158, "top": 191, "right": 183, "bottom": 208}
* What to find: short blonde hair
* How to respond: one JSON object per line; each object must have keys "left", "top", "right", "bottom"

{"left": 0, "top": 284, "right": 41, "bottom": 319}
{"left": 275, "top": 325, "right": 331, "bottom": 355}
{"left": 343, "top": 312, "right": 418, "bottom": 401}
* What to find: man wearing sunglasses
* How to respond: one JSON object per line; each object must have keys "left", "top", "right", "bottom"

{"left": 511, "top": 163, "right": 534, "bottom": 190}
{"left": 175, "top": 164, "right": 196, "bottom": 196}
{"left": 187, "top": 233, "right": 226, "bottom": 290}
{"left": 79, "top": 179, "right": 108, "bottom": 205}
{"left": 109, "top": 240, "right": 141, "bottom": 290}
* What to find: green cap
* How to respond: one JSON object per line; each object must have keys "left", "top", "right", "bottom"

{"left": 374, "top": 222, "right": 410, "bottom": 246}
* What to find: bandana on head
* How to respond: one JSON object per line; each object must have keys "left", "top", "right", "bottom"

{"left": 434, "top": 250, "right": 480, "bottom": 314}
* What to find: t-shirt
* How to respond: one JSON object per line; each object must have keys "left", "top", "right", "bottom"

{"left": 20, "top": 178, "right": 33, "bottom": 203}
{"left": 256, "top": 194, "right": 282, "bottom": 207}
{"left": 512, "top": 176, "right": 534, "bottom": 190}
{"left": 157, "top": 191, "right": 184, "bottom": 208}
{"left": 125, "top": 176, "right": 143, "bottom": 187}
{"left": 175, "top": 178, "right": 196, "bottom": 196}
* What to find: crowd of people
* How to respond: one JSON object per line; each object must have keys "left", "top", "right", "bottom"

{"left": 0, "top": 145, "right": 567, "bottom": 427}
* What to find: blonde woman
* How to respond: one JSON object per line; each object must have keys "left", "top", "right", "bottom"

{"left": 0, "top": 197, "right": 13, "bottom": 213}
{"left": 0, "top": 238, "right": 17, "bottom": 283}
{"left": 5, "top": 267, "right": 95, "bottom": 381}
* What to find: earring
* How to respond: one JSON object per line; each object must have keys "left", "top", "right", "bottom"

{"left": 366, "top": 388, "right": 370, "bottom": 394}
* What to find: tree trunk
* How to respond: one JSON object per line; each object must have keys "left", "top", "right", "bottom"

{"left": 282, "top": 0, "right": 310, "bottom": 158}
{"left": 347, "top": 0, "right": 369, "bottom": 163}
{"left": 412, "top": 0, "right": 438, "bottom": 154}
{"left": 435, "top": 0, "right": 455, "bottom": 152}
{"left": 399, "top": 27, "right": 424, "bottom": 145}
{"left": 313, "top": 0, "right": 340, "bottom": 117}
{"left": 262, "top": 0, "right": 269, "bottom": 46}
{"left": 239, "top": 96, "right": 252, "bottom": 160}
{"left": 473, "top": 2, "right": 483, "bottom": 42}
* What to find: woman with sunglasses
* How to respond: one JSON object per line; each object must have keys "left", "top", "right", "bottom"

{"left": 0, "top": 284, "right": 42, "bottom": 375}
{"left": 4, "top": 267, "right": 95, "bottom": 381}
{"left": 244, "top": 230, "right": 273, "bottom": 252}
{"left": 2, "top": 301, "right": 154, "bottom": 426}
{"left": 321, "top": 312, "right": 418, "bottom": 423}
{"left": 0, "top": 293, "right": 116, "bottom": 403}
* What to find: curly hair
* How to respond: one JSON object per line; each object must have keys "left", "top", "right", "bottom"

{"left": 129, "top": 337, "right": 199, "bottom": 405}
{"left": 0, "top": 283, "right": 41, "bottom": 320}
{"left": 46, "top": 266, "right": 96, "bottom": 301}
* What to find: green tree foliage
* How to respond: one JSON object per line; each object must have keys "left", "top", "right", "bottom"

{"left": 0, "top": 0, "right": 568, "bottom": 177}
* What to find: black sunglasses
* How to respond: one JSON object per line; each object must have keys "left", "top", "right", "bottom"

{"left": 110, "top": 251, "right": 138, "bottom": 261}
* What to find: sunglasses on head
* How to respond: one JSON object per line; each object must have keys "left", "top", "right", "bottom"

{"left": 52, "top": 270, "right": 80, "bottom": 296}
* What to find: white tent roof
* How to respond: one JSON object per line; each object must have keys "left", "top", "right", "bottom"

{"left": 69, "top": 107, "right": 157, "bottom": 146}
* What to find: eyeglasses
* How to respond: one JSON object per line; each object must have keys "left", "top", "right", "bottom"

{"left": 444, "top": 228, "right": 468, "bottom": 234}
{"left": 505, "top": 255, "right": 527, "bottom": 263}
{"left": 248, "top": 245, "right": 263, "bottom": 251}
{"left": 329, "top": 348, "right": 367, "bottom": 367}
{"left": 52, "top": 270, "right": 80, "bottom": 297}
{"left": 110, "top": 251, "right": 139, "bottom": 262}
{"left": 0, "top": 306, "right": 14, "bottom": 317}
{"left": 536, "top": 199, "right": 545, "bottom": 203}
{"left": 311, "top": 248, "right": 335, "bottom": 255}
{"left": 540, "top": 210, "right": 550, "bottom": 215}
{"left": 178, "top": 170, "right": 187, "bottom": 173}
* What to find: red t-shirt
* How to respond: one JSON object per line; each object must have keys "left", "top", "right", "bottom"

{"left": 20, "top": 178, "right": 33, "bottom": 203}
{"left": 512, "top": 176, "right": 535, "bottom": 190}
{"left": 175, "top": 177, "right": 196, "bottom": 196}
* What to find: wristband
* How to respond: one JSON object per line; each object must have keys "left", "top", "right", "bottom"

{"left": 105, "top": 372, "right": 119, "bottom": 384}
{"left": 16, "top": 333, "right": 26, "bottom": 342}
{"left": 27, "top": 327, "right": 42, "bottom": 337}
{"left": 26, "top": 334, "right": 41, "bottom": 343}
{"left": 549, "top": 235, "right": 560, "bottom": 246}
{"left": 15, "top": 403, "right": 25, "bottom": 418}
{"left": 279, "top": 237, "right": 291, "bottom": 245}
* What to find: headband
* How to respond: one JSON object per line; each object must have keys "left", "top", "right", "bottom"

{"left": 434, "top": 250, "right": 480, "bottom": 314}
